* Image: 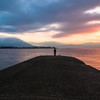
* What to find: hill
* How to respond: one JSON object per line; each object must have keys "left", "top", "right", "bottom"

{"left": 0, "top": 56, "right": 100, "bottom": 99}
{"left": 0, "top": 37, "right": 34, "bottom": 47}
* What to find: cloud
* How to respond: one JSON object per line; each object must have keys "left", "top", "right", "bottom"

{"left": 0, "top": 0, "right": 100, "bottom": 37}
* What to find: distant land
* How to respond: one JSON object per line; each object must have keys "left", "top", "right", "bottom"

{"left": 0, "top": 46, "right": 53, "bottom": 49}
{"left": 36, "top": 41, "right": 100, "bottom": 48}
{"left": 0, "top": 37, "right": 34, "bottom": 47}
{"left": 0, "top": 37, "right": 53, "bottom": 49}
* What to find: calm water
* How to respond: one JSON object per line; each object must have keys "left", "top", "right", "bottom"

{"left": 0, "top": 48, "right": 100, "bottom": 70}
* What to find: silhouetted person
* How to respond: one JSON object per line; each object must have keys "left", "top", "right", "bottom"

{"left": 54, "top": 48, "right": 56, "bottom": 56}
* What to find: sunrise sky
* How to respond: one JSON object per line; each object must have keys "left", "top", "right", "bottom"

{"left": 0, "top": 0, "right": 100, "bottom": 47}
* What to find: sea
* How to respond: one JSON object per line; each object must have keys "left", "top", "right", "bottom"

{"left": 0, "top": 48, "right": 100, "bottom": 70}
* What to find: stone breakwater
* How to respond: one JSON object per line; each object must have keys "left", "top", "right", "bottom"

{"left": 0, "top": 56, "right": 100, "bottom": 100}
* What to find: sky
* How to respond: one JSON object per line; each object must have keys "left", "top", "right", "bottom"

{"left": 0, "top": 0, "right": 100, "bottom": 47}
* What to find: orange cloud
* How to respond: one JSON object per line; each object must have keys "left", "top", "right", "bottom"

{"left": 59, "top": 26, "right": 100, "bottom": 38}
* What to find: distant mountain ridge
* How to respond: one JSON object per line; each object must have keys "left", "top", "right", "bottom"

{"left": 0, "top": 37, "right": 34, "bottom": 47}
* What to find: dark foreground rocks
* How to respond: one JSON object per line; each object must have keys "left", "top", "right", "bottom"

{"left": 0, "top": 56, "right": 100, "bottom": 100}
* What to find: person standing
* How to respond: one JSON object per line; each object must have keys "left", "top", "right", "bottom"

{"left": 54, "top": 47, "right": 56, "bottom": 56}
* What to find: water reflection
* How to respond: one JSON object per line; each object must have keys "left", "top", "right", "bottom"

{"left": 57, "top": 48, "right": 100, "bottom": 70}
{"left": 0, "top": 48, "right": 100, "bottom": 70}
{"left": 0, "top": 49, "right": 53, "bottom": 70}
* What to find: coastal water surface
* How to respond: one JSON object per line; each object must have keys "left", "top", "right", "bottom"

{"left": 0, "top": 48, "right": 100, "bottom": 70}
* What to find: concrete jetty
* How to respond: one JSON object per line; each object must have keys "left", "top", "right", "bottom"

{"left": 0, "top": 56, "right": 100, "bottom": 100}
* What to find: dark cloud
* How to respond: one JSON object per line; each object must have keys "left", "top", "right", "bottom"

{"left": 0, "top": 0, "right": 100, "bottom": 36}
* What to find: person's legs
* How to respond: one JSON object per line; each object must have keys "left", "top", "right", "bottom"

{"left": 54, "top": 52, "right": 55, "bottom": 56}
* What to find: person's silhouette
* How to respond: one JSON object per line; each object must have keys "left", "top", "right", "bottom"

{"left": 54, "top": 48, "right": 56, "bottom": 56}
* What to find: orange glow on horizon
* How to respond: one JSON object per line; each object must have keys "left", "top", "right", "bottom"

{"left": 0, "top": 26, "right": 100, "bottom": 46}
{"left": 62, "top": 26, "right": 100, "bottom": 38}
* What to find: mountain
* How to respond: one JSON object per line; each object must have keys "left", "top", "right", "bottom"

{"left": 0, "top": 37, "right": 34, "bottom": 47}
{"left": 36, "top": 41, "right": 100, "bottom": 48}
